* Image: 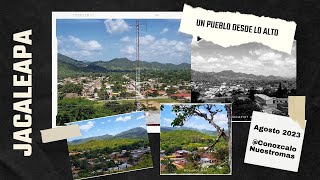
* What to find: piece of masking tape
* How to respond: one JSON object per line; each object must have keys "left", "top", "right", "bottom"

{"left": 40, "top": 124, "right": 81, "bottom": 143}
{"left": 288, "top": 96, "right": 306, "bottom": 129}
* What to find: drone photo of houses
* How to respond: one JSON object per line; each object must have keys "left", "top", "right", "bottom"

{"left": 67, "top": 111, "right": 152, "bottom": 179}
{"left": 160, "top": 104, "right": 231, "bottom": 175}
{"left": 191, "top": 40, "right": 296, "bottom": 121}
{"left": 55, "top": 18, "right": 192, "bottom": 126}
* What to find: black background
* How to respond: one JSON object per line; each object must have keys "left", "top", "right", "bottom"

{"left": 1, "top": 0, "right": 320, "bottom": 179}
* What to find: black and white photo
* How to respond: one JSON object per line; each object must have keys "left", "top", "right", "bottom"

{"left": 191, "top": 40, "right": 296, "bottom": 121}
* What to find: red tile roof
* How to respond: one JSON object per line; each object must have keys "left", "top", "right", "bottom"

{"left": 170, "top": 93, "right": 191, "bottom": 97}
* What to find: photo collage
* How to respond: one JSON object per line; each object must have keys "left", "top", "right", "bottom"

{"left": 52, "top": 12, "right": 296, "bottom": 178}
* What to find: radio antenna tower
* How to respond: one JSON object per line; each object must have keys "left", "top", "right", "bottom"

{"left": 135, "top": 19, "right": 141, "bottom": 111}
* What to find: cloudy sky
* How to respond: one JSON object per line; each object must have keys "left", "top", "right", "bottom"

{"left": 192, "top": 40, "right": 296, "bottom": 78}
{"left": 160, "top": 104, "right": 228, "bottom": 131}
{"left": 56, "top": 19, "right": 192, "bottom": 64}
{"left": 67, "top": 111, "right": 146, "bottom": 141}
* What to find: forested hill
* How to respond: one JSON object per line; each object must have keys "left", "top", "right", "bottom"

{"left": 160, "top": 130, "right": 220, "bottom": 153}
{"left": 192, "top": 70, "right": 295, "bottom": 82}
{"left": 58, "top": 53, "right": 190, "bottom": 77}
{"left": 161, "top": 126, "right": 218, "bottom": 136}
{"left": 69, "top": 127, "right": 148, "bottom": 145}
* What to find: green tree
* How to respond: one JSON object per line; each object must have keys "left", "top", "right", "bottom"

{"left": 70, "top": 106, "right": 95, "bottom": 122}
{"left": 168, "top": 104, "right": 232, "bottom": 171}
{"left": 98, "top": 89, "right": 109, "bottom": 100}
{"left": 191, "top": 90, "right": 204, "bottom": 103}
{"left": 186, "top": 153, "right": 201, "bottom": 166}
{"left": 59, "top": 83, "right": 83, "bottom": 95}
{"left": 150, "top": 90, "right": 159, "bottom": 97}
{"left": 166, "top": 87, "right": 176, "bottom": 95}
{"left": 248, "top": 87, "right": 255, "bottom": 101}
{"left": 276, "top": 82, "right": 283, "bottom": 98}
{"left": 161, "top": 157, "right": 177, "bottom": 173}
{"left": 112, "top": 82, "right": 125, "bottom": 93}
{"left": 56, "top": 113, "right": 70, "bottom": 124}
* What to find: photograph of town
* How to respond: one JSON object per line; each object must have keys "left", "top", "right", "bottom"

{"left": 160, "top": 103, "right": 231, "bottom": 175}
{"left": 67, "top": 111, "right": 152, "bottom": 179}
{"left": 191, "top": 40, "right": 296, "bottom": 121}
{"left": 55, "top": 18, "right": 192, "bottom": 126}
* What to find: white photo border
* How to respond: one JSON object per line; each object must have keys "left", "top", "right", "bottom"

{"left": 52, "top": 12, "right": 185, "bottom": 128}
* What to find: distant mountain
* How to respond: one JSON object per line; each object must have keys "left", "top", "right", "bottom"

{"left": 161, "top": 126, "right": 218, "bottom": 136}
{"left": 69, "top": 134, "right": 113, "bottom": 145}
{"left": 69, "top": 127, "right": 148, "bottom": 144}
{"left": 58, "top": 53, "right": 190, "bottom": 77}
{"left": 114, "top": 127, "right": 148, "bottom": 139}
{"left": 192, "top": 70, "right": 295, "bottom": 82}
{"left": 58, "top": 54, "right": 88, "bottom": 68}
{"left": 90, "top": 58, "right": 190, "bottom": 71}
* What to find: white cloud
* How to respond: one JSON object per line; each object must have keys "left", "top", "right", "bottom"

{"left": 258, "top": 52, "right": 282, "bottom": 61}
{"left": 223, "top": 55, "right": 235, "bottom": 60}
{"left": 184, "top": 113, "right": 228, "bottom": 131}
{"left": 213, "top": 113, "right": 228, "bottom": 121}
{"left": 163, "top": 118, "right": 172, "bottom": 123}
{"left": 184, "top": 121, "right": 211, "bottom": 131}
{"left": 160, "top": 28, "right": 169, "bottom": 34}
{"left": 116, "top": 115, "right": 132, "bottom": 122}
{"left": 104, "top": 19, "right": 129, "bottom": 34}
{"left": 137, "top": 115, "right": 145, "bottom": 120}
{"left": 120, "top": 36, "right": 191, "bottom": 64}
{"left": 148, "top": 38, "right": 188, "bottom": 54}
{"left": 191, "top": 55, "right": 207, "bottom": 67}
{"left": 140, "top": 35, "right": 155, "bottom": 45}
{"left": 68, "top": 36, "right": 102, "bottom": 51}
{"left": 79, "top": 121, "right": 95, "bottom": 132}
{"left": 207, "top": 58, "right": 219, "bottom": 62}
{"left": 58, "top": 36, "right": 103, "bottom": 60}
{"left": 249, "top": 49, "right": 264, "bottom": 56}
{"left": 161, "top": 117, "right": 172, "bottom": 126}
{"left": 60, "top": 49, "right": 94, "bottom": 57}
{"left": 120, "top": 36, "right": 130, "bottom": 42}
{"left": 192, "top": 41, "right": 296, "bottom": 78}
{"left": 121, "top": 45, "right": 135, "bottom": 55}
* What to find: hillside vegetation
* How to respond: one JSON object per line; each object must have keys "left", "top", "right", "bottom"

{"left": 58, "top": 53, "right": 191, "bottom": 78}
{"left": 161, "top": 130, "right": 226, "bottom": 153}
{"left": 69, "top": 138, "right": 149, "bottom": 152}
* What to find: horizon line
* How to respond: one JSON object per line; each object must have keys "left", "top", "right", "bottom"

{"left": 58, "top": 53, "right": 191, "bottom": 65}
{"left": 191, "top": 69, "right": 296, "bottom": 79}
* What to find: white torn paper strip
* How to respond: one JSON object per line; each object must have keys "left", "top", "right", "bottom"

{"left": 179, "top": 4, "right": 296, "bottom": 54}
{"left": 41, "top": 124, "right": 81, "bottom": 143}
{"left": 145, "top": 111, "right": 160, "bottom": 133}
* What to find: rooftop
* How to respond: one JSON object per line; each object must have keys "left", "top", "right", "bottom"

{"left": 176, "top": 150, "right": 189, "bottom": 153}
{"left": 254, "top": 94, "right": 274, "bottom": 101}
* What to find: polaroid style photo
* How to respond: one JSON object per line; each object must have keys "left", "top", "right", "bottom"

{"left": 52, "top": 12, "right": 193, "bottom": 129}
{"left": 160, "top": 103, "right": 232, "bottom": 175}
{"left": 66, "top": 111, "right": 152, "bottom": 179}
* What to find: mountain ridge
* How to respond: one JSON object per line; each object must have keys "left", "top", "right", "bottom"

{"left": 192, "top": 69, "right": 295, "bottom": 81}
{"left": 160, "top": 126, "right": 221, "bottom": 136}
{"left": 69, "top": 127, "right": 148, "bottom": 145}
{"left": 58, "top": 53, "right": 190, "bottom": 76}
